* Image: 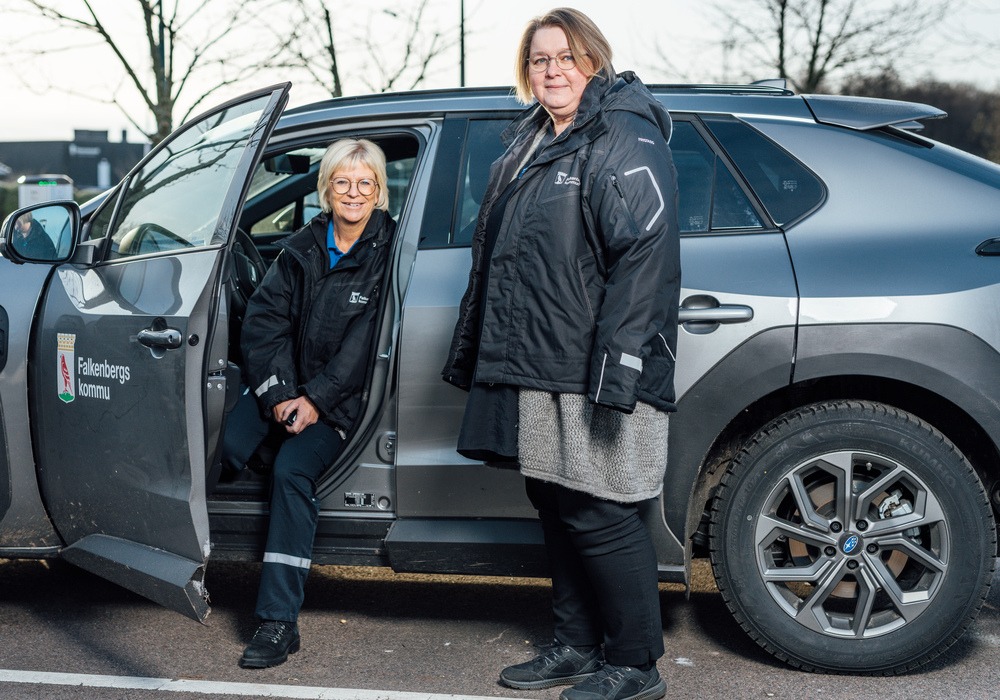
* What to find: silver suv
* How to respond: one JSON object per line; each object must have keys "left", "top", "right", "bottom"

{"left": 2, "top": 81, "right": 998, "bottom": 675}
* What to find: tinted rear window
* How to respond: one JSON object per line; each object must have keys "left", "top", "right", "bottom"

{"left": 671, "top": 120, "right": 762, "bottom": 233}
{"left": 704, "top": 117, "right": 825, "bottom": 226}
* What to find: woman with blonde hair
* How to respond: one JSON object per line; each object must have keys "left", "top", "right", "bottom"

{"left": 224, "top": 138, "right": 395, "bottom": 668}
{"left": 443, "top": 8, "right": 679, "bottom": 700}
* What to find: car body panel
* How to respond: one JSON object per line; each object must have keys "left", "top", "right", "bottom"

{"left": 0, "top": 262, "right": 62, "bottom": 552}
{"left": 1, "top": 83, "right": 290, "bottom": 620}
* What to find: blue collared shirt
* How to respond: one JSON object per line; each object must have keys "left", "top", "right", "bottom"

{"left": 326, "top": 219, "right": 351, "bottom": 268}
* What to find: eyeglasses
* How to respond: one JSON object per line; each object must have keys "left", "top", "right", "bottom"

{"left": 330, "top": 177, "right": 378, "bottom": 196}
{"left": 527, "top": 52, "right": 576, "bottom": 73}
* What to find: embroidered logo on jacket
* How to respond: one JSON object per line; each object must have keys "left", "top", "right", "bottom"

{"left": 554, "top": 171, "right": 581, "bottom": 186}
{"left": 349, "top": 292, "right": 370, "bottom": 304}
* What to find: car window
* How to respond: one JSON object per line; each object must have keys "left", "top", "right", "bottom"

{"left": 671, "top": 121, "right": 763, "bottom": 233}
{"left": 452, "top": 119, "right": 507, "bottom": 246}
{"left": 84, "top": 187, "right": 118, "bottom": 242}
{"left": 439, "top": 118, "right": 763, "bottom": 243}
{"left": 386, "top": 156, "right": 417, "bottom": 220}
{"left": 243, "top": 134, "right": 419, "bottom": 240}
{"left": 703, "top": 116, "right": 825, "bottom": 227}
{"left": 250, "top": 193, "right": 321, "bottom": 236}
{"left": 106, "top": 96, "right": 273, "bottom": 259}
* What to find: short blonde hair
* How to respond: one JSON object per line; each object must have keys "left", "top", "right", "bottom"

{"left": 317, "top": 138, "right": 389, "bottom": 213}
{"left": 513, "top": 7, "right": 614, "bottom": 104}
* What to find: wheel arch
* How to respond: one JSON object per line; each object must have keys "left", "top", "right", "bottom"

{"left": 674, "top": 322, "right": 1000, "bottom": 570}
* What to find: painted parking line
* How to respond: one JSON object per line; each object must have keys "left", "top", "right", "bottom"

{"left": 0, "top": 670, "right": 525, "bottom": 699}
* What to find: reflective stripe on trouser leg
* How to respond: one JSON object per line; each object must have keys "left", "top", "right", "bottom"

{"left": 254, "top": 421, "right": 343, "bottom": 622}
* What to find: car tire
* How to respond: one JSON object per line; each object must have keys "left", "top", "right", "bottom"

{"left": 709, "top": 400, "right": 996, "bottom": 674}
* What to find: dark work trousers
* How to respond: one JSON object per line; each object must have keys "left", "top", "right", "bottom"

{"left": 222, "top": 390, "right": 344, "bottom": 622}
{"left": 525, "top": 477, "right": 664, "bottom": 667}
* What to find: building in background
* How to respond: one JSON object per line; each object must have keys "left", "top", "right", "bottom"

{"left": 0, "top": 130, "right": 148, "bottom": 191}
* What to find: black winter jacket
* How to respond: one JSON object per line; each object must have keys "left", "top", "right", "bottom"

{"left": 442, "top": 72, "right": 680, "bottom": 414}
{"left": 241, "top": 209, "right": 395, "bottom": 431}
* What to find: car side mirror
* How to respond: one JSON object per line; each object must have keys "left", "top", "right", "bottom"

{"left": 0, "top": 201, "right": 80, "bottom": 265}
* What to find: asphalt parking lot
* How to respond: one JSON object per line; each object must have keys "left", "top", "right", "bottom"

{"left": 2, "top": 557, "right": 1000, "bottom": 699}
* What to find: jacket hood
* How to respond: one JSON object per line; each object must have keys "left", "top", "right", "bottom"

{"left": 599, "top": 71, "right": 673, "bottom": 143}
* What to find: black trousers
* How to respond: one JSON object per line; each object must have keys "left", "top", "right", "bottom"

{"left": 525, "top": 477, "right": 664, "bottom": 667}
{"left": 223, "top": 390, "right": 344, "bottom": 622}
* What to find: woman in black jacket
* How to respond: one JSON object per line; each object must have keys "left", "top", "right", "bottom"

{"left": 443, "top": 8, "right": 679, "bottom": 700}
{"left": 223, "top": 138, "right": 395, "bottom": 669}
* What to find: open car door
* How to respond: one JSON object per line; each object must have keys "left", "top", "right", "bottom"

{"left": 29, "top": 84, "right": 290, "bottom": 621}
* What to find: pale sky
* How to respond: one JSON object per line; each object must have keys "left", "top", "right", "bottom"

{"left": 1, "top": 0, "right": 998, "bottom": 143}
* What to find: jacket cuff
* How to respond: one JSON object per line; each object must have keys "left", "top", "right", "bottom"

{"left": 262, "top": 386, "right": 298, "bottom": 415}
{"left": 441, "top": 368, "right": 472, "bottom": 391}
{"left": 588, "top": 388, "right": 637, "bottom": 414}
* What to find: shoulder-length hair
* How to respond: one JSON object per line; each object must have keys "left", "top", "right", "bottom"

{"left": 513, "top": 7, "right": 614, "bottom": 105}
{"left": 317, "top": 138, "right": 389, "bottom": 213}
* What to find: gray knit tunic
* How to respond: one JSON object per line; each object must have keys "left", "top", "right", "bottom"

{"left": 517, "top": 389, "right": 669, "bottom": 503}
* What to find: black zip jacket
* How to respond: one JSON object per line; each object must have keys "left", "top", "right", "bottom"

{"left": 442, "top": 72, "right": 680, "bottom": 413}
{"left": 241, "top": 209, "right": 395, "bottom": 431}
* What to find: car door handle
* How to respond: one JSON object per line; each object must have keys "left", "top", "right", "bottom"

{"left": 679, "top": 296, "right": 754, "bottom": 335}
{"left": 137, "top": 327, "right": 183, "bottom": 350}
{"left": 976, "top": 238, "right": 1000, "bottom": 256}
{"left": 678, "top": 306, "right": 754, "bottom": 323}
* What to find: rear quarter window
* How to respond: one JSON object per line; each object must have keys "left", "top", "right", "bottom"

{"left": 704, "top": 117, "right": 825, "bottom": 227}
{"left": 671, "top": 120, "right": 763, "bottom": 233}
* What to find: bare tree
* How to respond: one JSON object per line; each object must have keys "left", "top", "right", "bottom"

{"left": 3, "top": 0, "right": 276, "bottom": 143}
{"left": 358, "top": 0, "right": 460, "bottom": 93}
{"left": 709, "top": 0, "right": 951, "bottom": 92}
{"left": 248, "top": 0, "right": 345, "bottom": 97}
{"left": 258, "top": 0, "right": 461, "bottom": 99}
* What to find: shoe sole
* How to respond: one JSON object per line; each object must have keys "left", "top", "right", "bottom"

{"left": 500, "top": 670, "right": 599, "bottom": 690}
{"left": 558, "top": 676, "right": 667, "bottom": 700}
{"left": 633, "top": 678, "right": 667, "bottom": 700}
{"left": 239, "top": 639, "right": 301, "bottom": 669}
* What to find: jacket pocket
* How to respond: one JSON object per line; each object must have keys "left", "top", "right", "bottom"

{"left": 609, "top": 173, "right": 642, "bottom": 238}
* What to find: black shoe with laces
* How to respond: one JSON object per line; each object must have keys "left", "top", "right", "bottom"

{"left": 239, "top": 619, "right": 300, "bottom": 668}
{"left": 559, "top": 664, "right": 666, "bottom": 700}
{"left": 499, "top": 642, "right": 604, "bottom": 690}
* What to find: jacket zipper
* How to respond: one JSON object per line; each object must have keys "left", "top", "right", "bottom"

{"left": 610, "top": 173, "right": 641, "bottom": 237}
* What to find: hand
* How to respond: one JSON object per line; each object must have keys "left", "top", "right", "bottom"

{"left": 272, "top": 396, "right": 320, "bottom": 435}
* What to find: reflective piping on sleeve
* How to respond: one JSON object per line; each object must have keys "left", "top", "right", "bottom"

{"left": 255, "top": 375, "right": 279, "bottom": 397}
{"left": 263, "top": 552, "right": 312, "bottom": 569}
{"left": 658, "top": 333, "right": 677, "bottom": 362}
{"left": 620, "top": 352, "right": 643, "bottom": 373}
{"left": 595, "top": 353, "right": 608, "bottom": 401}
{"left": 624, "top": 166, "right": 664, "bottom": 231}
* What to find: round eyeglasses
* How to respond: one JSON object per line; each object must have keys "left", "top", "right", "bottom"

{"left": 330, "top": 178, "right": 378, "bottom": 196}
{"left": 527, "top": 52, "right": 576, "bottom": 73}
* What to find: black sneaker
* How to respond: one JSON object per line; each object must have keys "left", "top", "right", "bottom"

{"left": 239, "top": 619, "right": 300, "bottom": 668}
{"left": 499, "top": 642, "right": 604, "bottom": 690}
{"left": 559, "top": 664, "right": 666, "bottom": 700}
